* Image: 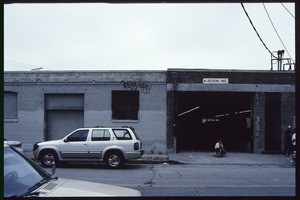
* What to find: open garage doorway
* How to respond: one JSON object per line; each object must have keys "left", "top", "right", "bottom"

{"left": 176, "top": 92, "right": 254, "bottom": 152}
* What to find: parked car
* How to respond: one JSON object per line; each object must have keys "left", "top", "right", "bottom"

{"left": 33, "top": 127, "right": 144, "bottom": 168}
{"left": 4, "top": 138, "right": 24, "bottom": 153}
{"left": 4, "top": 144, "right": 141, "bottom": 197}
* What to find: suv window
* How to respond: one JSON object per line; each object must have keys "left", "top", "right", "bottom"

{"left": 113, "top": 129, "right": 132, "bottom": 140}
{"left": 92, "top": 129, "right": 111, "bottom": 141}
{"left": 130, "top": 127, "right": 139, "bottom": 140}
{"left": 67, "top": 130, "right": 88, "bottom": 142}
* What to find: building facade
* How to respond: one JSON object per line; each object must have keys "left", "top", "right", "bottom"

{"left": 4, "top": 71, "right": 167, "bottom": 154}
{"left": 166, "top": 69, "right": 295, "bottom": 153}
{"left": 4, "top": 69, "right": 295, "bottom": 154}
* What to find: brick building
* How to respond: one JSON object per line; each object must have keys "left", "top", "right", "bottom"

{"left": 4, "top": 69, "right": 295, "bottom": 154}
{"left": 166, "top": 69, "right": 295, "bottom": 153}
{"left": 4, "top": 71, "right": 167, "bottom": 154}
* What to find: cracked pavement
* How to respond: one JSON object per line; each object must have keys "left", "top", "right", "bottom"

{"left": 43, "top": 159, "right": 295, "bottom": 196}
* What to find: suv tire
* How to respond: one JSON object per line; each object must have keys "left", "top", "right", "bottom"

{"left": 105, "top": 151, "right": 124, "bottom": 169}
{"left": 40, "top": 150, "right": 59, "bottom": 168}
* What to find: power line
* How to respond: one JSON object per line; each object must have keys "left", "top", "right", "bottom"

{"left": 4, "top": 59, "right": 44, "bottom": 71}
{"left": 4, "top": 65, "right": 28, "bottom": 70}
{"left": 280, "top": 3, "right": 295, "bottom": 19}
{"left": 240, "top": 3, "right": 277, "bottom": 59}
{"left": 262, "top": 3, "right": 294, "bottom": 63}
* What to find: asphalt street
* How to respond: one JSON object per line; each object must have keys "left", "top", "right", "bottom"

{"left": 42, "top": 159, "right": 296, "bottom": 197}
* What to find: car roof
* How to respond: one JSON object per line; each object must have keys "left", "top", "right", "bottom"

{"left": 79, "top": 127, "right": 130, "bottom": 129}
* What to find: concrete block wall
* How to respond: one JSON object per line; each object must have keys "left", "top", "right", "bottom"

{"left": 84, "top": 83, "right": 167, "bottom": 154}
{"left": 4, "top": 85, "right": 45, "bottom": 152}
{"left": 4, "top": 71, "right": 167, "bottom": 154}
{"left": 252, "top": 93, "right": 266, "bottom": 153}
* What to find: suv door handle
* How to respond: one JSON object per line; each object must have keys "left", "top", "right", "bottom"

{"left": 83, "top": 143, "right": 87, "bottom": 145}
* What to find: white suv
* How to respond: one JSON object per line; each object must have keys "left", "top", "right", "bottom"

{"left": 33, "top": 127, "right": 144, "bottom": 168}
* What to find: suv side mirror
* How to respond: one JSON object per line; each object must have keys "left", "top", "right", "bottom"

{"left": 63, "top": 138, "right": 68, "bottom": 142}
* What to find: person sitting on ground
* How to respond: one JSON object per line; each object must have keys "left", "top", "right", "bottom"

{"left": 290, "top": 129, "right": 296, "bottom": 163}
{"left": 215, "top": 140, "right": 227, "bottom": 157}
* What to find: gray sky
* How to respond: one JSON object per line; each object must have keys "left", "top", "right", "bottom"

{"left": 4, "top": 3, "right": 295, "bottom": 71}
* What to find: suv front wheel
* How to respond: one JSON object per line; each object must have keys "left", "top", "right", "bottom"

{"left": 105, "top": 151, "right": 125, "bottom": 169}
{"left": 40, "top": 150, "right": 59, "bottom": 168}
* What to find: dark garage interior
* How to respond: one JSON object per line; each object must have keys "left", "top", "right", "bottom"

{"left": 176, "top": 92, "right": 254, "bottom": 152}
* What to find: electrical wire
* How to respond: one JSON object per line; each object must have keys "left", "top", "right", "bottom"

{"left": 280, "top": 3, "right": 295, "bottom": 19}
{"left": 4, "top": 59, "right": 44, "bottom": 71}
{"left": 240, "top": 3, "right": 277, "bottom": 59}
{"left": 262, "top": 3, "right": 294, "bottom": 63}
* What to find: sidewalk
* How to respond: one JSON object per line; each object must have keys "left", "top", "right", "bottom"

{"left": 133, "top": 151, "right": 295, "bottom": 165}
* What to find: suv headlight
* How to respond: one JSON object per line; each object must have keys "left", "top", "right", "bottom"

{"left": 33, "top": 143, "right": 39, "bottom": 151}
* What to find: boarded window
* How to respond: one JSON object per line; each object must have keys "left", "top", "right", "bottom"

{"left": 4, "top": 92, "right": 17, "bottom": 119}
{"left": 112, "top": 91, "right": 139, "bottom": 120}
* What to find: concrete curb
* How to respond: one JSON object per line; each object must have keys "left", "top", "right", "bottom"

{"left": 128, "top": 157, "right": 183, "bottom": 165}
{"left": 24, "top": 152, "right": 294, "bottom": 166}
{"left": 25, "top": 152, "right": 181, "bottom": 165}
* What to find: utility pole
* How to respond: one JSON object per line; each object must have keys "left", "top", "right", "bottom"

{"left": 277, "top": 50, "right": 284, "bottom": 70}
{"left": 271, "top": 50, "right": 295, "bottom": 71}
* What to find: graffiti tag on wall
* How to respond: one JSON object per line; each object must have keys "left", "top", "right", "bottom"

{"left": 121, "top": 79, "right": 151, "bottom": 94}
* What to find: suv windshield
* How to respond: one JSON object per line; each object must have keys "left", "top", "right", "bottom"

{"left": 4, "top": 146, "right": 50, "bottom": 197}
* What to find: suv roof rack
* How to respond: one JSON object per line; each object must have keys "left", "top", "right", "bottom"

{"left": 91, "top": 126, "right": 135, "bottom": 130}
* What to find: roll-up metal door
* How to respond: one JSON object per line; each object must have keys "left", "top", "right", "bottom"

{"left": 45, "top": 94, "right": 84, "bottom": 140}
{"left": 46, "top": 110, "right": 84, "bottom": 140}
{"left": 45, "top": 94, "right": 84, "bottom": 110}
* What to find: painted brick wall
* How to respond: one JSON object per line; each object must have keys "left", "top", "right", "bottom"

{"left": 4, "top": 71, "right": 166, "bottom": 154}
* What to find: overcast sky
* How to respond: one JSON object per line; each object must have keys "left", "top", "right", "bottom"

{"left": 4, "top": 3, "right": 295, "bottom": 71}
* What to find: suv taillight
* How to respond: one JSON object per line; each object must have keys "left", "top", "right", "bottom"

{"left": 134, "top": 142, "right": 139, "bottom": 150}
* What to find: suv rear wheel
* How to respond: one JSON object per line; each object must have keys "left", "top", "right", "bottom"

{"left": 105, "top": 151, "right": 125, "bottom": 169}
